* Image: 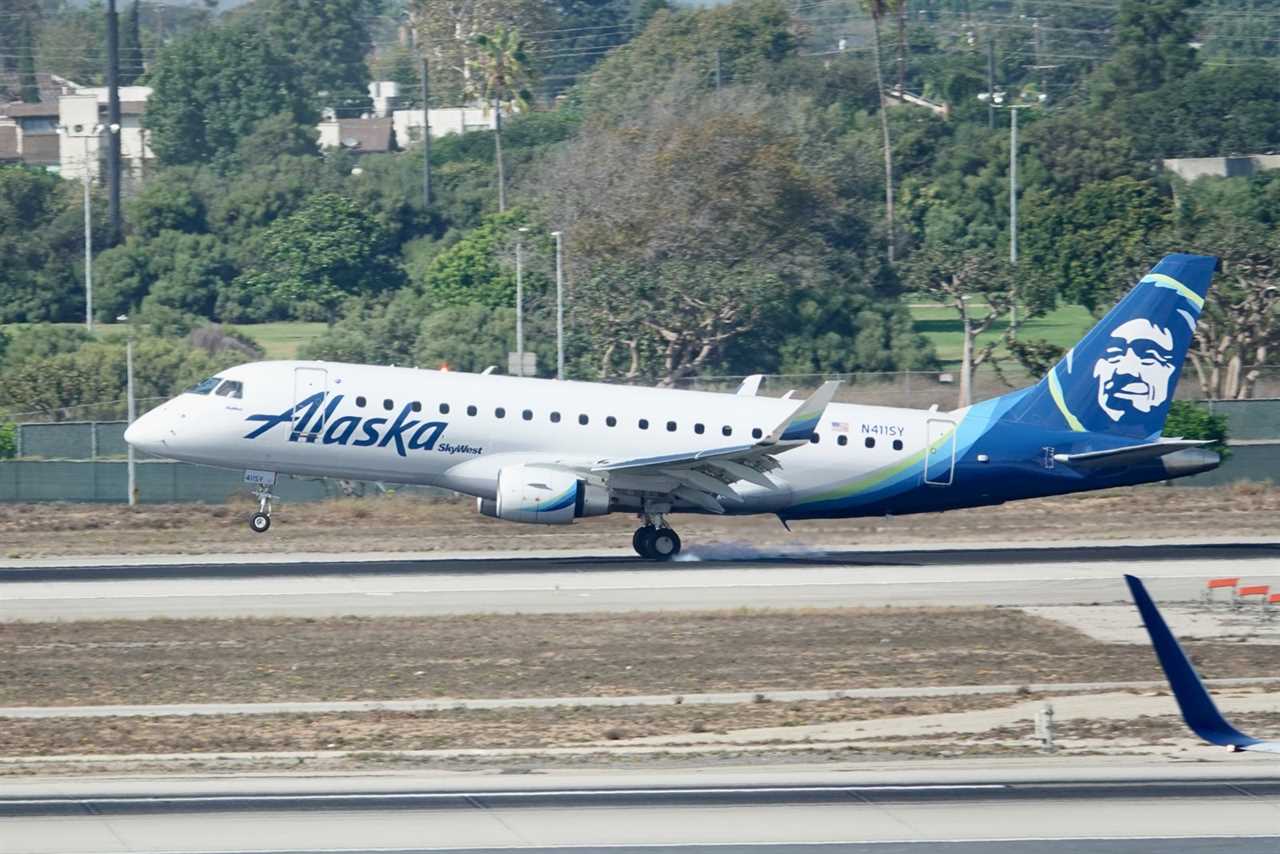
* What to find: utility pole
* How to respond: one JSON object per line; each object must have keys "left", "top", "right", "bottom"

{"left": 714, "top": 49, "right": 721, "bottom": 91}
{"left": 515, "top": 227, "right": 528, "bottom": 376}
{"left": 83, "top": 134, "right": 93, "bottom": 332}
{"left": 105, "top": 0, "right": 123, "bottom": 244}
{"left": 552, "top": 230, "right": 564, "bottom": 380}
{"left": 1010, "top": 105, "right": 1019, "bottom": 265}
{"left": 985, "top": 36, "right": 996, "bottom": 130}
{"left": 420, "top": 55, "right": 431, "bottom": 208}
{"left": 121, "top": 314, "right": 137, "bottom": 506}
{"left": 1032, "top": 18, "right": 1045, "bottom": 94}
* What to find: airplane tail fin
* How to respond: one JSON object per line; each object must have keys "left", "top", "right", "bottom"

{"left": 1124, "top": 574, "right": 1262, "bottom": 751}
{"left": 1002, "top": 254, "right": 1218, "bottom": 439}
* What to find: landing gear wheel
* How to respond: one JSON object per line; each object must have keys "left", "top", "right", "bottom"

{"left": 633, "top": 525, "right": 656, "bottom": 558}
{"left": 250, "top": 512, "right": 271, "bottom": 533}
{"left": 649, "top": 528, "right": 681, "bottom": 561}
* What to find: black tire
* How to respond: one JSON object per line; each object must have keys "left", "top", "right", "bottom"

{"left": 250, "top": 512, "right": 271, "bottom": 533}
{"left": 633, "top": 525, "right": 656, "bottom": 558}
{"left": 650, "top": 528, "right": 681, "bottom": 560}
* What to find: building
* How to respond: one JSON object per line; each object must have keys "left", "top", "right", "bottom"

{"left": 391, "top": 105, "right": 500, "bottom": 146}
{"left": 316, "top": 116, "right": 396, "bottom": 154}
{"left": 1162, "top": 155, "right": 1280, "bottom": 183}
{"left": 0, "top": 76, "right": 155, "bottom": 189}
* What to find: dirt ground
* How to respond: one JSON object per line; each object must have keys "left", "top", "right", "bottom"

{"left": 1, "top": 482, "right": 1278, "bottom": 558}
{"left": 6, "top": 609, "right": 1280, "bottom": 708}
{"left": 0, "top": 695, "right": 1026, "bottom": 757}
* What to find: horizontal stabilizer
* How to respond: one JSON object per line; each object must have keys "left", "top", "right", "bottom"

{"left": 1053, "top": 439, "right": 1210, "bottom": 468}
{"left": 1125, "top": 574, "right": 1278, "bottom": 753}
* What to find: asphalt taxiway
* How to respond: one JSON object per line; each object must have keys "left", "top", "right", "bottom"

{"left": 4, "top": 765, "right": 1279, "bottom": 854}
{"left": 3, "top": 540, "right": 1279, "bottom": 620}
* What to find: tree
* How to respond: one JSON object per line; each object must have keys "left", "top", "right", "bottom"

{"left": 144, "top": 21, "right": 313, "bottom": 167}
{"left": 1019, "top": 177, "right": 1173, "bottom": 313}
{"left": 252, "top": 0, "right": 382, "bottom": 116}
{"left": 863, "top": 0, "right": 896, "bottom": 262}
{"left": 414, "top": 211, "right": 549, "bottom": 308}
{"left": 1091, "top": 0, "right": 1199, "bottom": 108}
{"left": 902, "top": 248, "right": 1034, "bottom": 407}
{"left": 18, "top": 17, "right": 39, "bottom": 102}
{"left": 412, "top": 0, "right": 552, "bottom": 106}
{"left": 234, "top": 193, "right": 406, "bottom": 322}
{"left": 1179, "top": 216, "right": 1280, "bottom": 399}
{"left": 472, "top": 27, "right": 534, "bottom": 213}
{"left": 119, "top": 0, "right": 144, "bottom": 85}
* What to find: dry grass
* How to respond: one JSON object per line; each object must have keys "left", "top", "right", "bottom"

{"left": 0, "top": 695, "right": 1024, "bottom": 757}
{"left": 2, "top": 483, "right": 1278, "bottom": 558}
{"left": 6, "top": 608, "right": 1280, "bottom": 708}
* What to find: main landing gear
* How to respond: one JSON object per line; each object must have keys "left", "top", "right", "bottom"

{"left": 249, "top": 482, "right": 275, "bottom": 533}
{"left": 633, "top": 514, "right": 682, "bottom": 561}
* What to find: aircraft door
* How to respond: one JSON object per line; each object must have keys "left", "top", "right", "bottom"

{"left": 924, "top": 418, "right": 956, "bottom": 486}
{"left": 292, "top": 367, "right": 328, "bottom": 440}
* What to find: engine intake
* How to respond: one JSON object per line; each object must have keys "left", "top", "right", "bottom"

{"left": 477, "top": 465, "right": 609, "bottom": 524}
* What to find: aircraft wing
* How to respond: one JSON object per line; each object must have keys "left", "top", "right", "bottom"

{"left": 1125, "top": 574, "right": 1280, "bottom": 754}
{"left": 589, "top": 381, "right": 841, "bottom": 513}
{"left": 1053, "top": 439, "right": 1211, "bottom": 468}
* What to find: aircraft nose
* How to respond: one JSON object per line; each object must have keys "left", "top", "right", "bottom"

{"left": 124, "top": 409, "right": 170, "bottom": 454}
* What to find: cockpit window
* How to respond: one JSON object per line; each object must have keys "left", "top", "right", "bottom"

{"left": 215, "top": 380, "right": 244, "bottom": 399}
{"left": 186, "top": 376, "right": 222, "bottom": 395}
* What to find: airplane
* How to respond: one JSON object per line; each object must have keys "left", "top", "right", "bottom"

{"left": 126, "top": 253, "right": 1222, "bottom": 560}
{"left": 1124, "top": 574, "right": 1280, "bottom": 754}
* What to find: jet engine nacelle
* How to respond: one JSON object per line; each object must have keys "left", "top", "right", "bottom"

{"left": 477, "top": 465, "right": 609, "bottom": 524}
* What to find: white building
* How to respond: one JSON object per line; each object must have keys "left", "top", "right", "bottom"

{"left": 56, "top": 85, "right": 154, "bottom": 185}
{"left": 392, "top": 105, "right": 502, "bottom": 146}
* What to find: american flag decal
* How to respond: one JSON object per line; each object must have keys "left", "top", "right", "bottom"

{"left": 831, "top": 421, "right": 849, "bottom": 433}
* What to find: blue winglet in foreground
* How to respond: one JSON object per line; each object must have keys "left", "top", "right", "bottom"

{"left": 1125, "top": 574, "right": 1280, "bottom": 754}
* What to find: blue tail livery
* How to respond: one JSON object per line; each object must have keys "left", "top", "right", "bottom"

{"left": 1125, "top": 574, "right": 1280, "bottom": 754}
{"left": 1004, "top": 253, "right": 1217, "bottom": 440}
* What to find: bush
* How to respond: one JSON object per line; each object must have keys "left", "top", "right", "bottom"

{"left": 0, "top": 422, "right": 15, "bottom": 458}
{"left": 1164, "top": 400, "right": 1230, "bottom": 457}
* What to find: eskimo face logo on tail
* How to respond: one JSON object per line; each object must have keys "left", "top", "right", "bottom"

{"left": 1092, "top": 319, "right": 1176, "bottom": 422}
{"left": 243, "top": 392, "right": 448, "bottom": 457}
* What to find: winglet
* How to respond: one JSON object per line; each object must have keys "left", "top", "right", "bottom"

{"left": 766, "top": 381, "right": 840, "bottom": 444}
{"left": 1124, "top": 574, "right": 1263, "bottom": 751}
{"left": 736, "top": 374, "right": 764, "bottom": 397}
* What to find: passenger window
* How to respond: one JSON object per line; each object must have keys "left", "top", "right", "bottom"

{"left": 522, "top": 409, "right": 533, "bottom": 421}
{"left": 752, "top": 428, "right": 763, "bottom": 440}
{"left": 666, "top": 421, "right": 677, "bottom": 432}
{"left": 579, "top": 414, "right": 589, "bottom": 425}
{"left": 638, "top": 418, "right": 649, "bottom": 430}
{"left": 410, "top": 401, "right": 422, "bottom": 412}
{"left": 356, "top": 396, "right": 367, "bottom": 408}
{"left": 838, "top": 435, "right": 848, "bottom": 447}
{"left": 722, "top": 426, "right": 732, "bottom": 437}
{"left": 185, "top": 377, "right": 221, "bottom": 395}
{"left": 893, "top": 439, "right": 904, "bottom": 451}
{"left": 383, "top": 399, "right": 394, "bottom": 411}
{"left": 495, "top": 407, "right": 506, "bottom": 418}
{"left": 810, "top": 434, "right": 820, "bottom": 444}
{"left": 467, "top": 405, "right": 478, "bottom": 416}
{"left": 439, "top": 403, "right": 450, "bottom": 414}
{"left": 694, "top": 423, "right": 705, "bottom": 435}
{"left": 865, "top": 437, "right": 876, "bottom": 449}
{"left": 606, "top": 416, "right": 617, "bottom": 427}
{"left": 550, "top": 412, "right": 561, "bottom": 423}
{"left": 214, "top": 380, "right": 243, "bottom": 399}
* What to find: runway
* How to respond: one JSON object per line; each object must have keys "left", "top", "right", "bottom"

{"left": 3, "top": 540, "right": 1279, "bottom": 620}
{"left": 4, "top": 767, "right": 1279, "bottom": 854}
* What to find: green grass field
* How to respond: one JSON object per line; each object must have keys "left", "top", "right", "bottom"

{"left": 229, "top": 322, "right": 328, "bottom": 359}
{"left": 909, "top": 302, "right": 1096, "bottom": 369}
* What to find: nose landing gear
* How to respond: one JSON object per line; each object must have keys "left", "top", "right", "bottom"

{"left": 633, "top": 514, "right": 682, "bottom": 560}
{"left": 249, "top": 483, "right": 275, "bottom": 533}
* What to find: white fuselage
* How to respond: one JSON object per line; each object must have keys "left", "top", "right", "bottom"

{"left": 127, "top": 361, "right": 943, "bottom": 516}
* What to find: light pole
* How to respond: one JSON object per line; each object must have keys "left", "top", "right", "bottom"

{"left": 118, "top": 313, "right": 137, "bottom": 507}
{"left": 515, "top": 226, "right": 529, "bottom": 376}
{"left": 58, "top": 122, "right": 119, "bottom": 332}
{"left": 977, "top": 90, "right": 1044, "bottom": 266}
{"left": 551, "top": 230, "right": 564, "bottom": 380}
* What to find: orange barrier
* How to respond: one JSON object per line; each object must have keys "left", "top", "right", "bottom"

{"left": 1238, "top": 585, "right": 1270, "bottom": 598}
{"left": 1207, "top": 577, "right": 1240, "bottom": 590}
{"left": 1270, "top": 593, "right": 1280, "bottom": 605}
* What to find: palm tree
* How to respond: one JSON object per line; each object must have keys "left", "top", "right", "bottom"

{"left": 863, "top": 0, "right": 895, "bottom": 263}
{"left": 472, "top": 27, "right": 534, "bottom": 213}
